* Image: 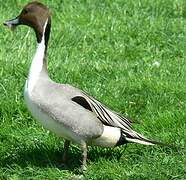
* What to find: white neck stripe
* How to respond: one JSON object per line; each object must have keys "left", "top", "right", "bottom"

{"left": 25, "top": 19, "right": 48, "bottom": 93}
{"left": 41, "top": 18, "right": 48, "bottom": 43}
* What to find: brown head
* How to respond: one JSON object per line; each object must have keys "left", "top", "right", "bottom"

{"left": 3, "top": 1, "right": 51, "bottom": 45}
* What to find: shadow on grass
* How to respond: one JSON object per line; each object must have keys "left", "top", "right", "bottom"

{"left": 0, "top": 142, "right": 182, "bottom": 173}
{"left": 0, "top": 143, "right": 127, "bottom": 173}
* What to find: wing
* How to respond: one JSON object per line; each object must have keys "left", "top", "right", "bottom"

{"left": 71, "top": 91, "right": 166, "bottom": 146}
{"left": 71, "top": 91, "right": 133, "bottom": 133}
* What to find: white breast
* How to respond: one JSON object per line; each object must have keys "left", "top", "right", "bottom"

{"left": 24, "top": 85, "right": 81, "bottom": 143}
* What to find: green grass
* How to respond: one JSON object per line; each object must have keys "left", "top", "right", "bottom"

{"left": 0, "top": 0, "right": 186, "bottom": 179}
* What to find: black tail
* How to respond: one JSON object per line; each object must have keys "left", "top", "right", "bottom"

{"left": 117, "top": 129, "right": 172, "bottom": 147}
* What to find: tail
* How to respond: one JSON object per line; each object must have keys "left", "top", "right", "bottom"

{"left": 117, "top": 129, "right": 171, "bottom": 147}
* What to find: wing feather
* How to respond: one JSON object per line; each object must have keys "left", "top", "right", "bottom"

{"left": 80, "top": 92, "right": 133, "bottom": 133}
{"left": 70, "top": 89, "right": 164, "bottom": 146}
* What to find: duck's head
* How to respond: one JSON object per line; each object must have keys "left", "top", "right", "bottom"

{"left": 3, "top": 1, "right": 51, "bottom": 43}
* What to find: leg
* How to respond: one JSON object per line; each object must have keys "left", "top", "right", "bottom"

{"left": 62, "top": 140, "right": 70, "bottom": 163}
{"left": 80, "top": 143, "right": 88, "bottom": 171}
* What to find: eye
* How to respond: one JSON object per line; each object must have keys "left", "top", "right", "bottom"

{"left": 23, "top": 8, "right": 29, "bottom": 14}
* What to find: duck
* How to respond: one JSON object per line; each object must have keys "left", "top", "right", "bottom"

{"left": 3, "top": 1, "right": 166, "bottom": 171}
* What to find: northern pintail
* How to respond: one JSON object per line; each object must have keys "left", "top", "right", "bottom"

{"left": 4, "top": 1, "right": 166, "bottom": 170}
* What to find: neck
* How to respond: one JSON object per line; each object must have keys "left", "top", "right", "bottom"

{"left": 26, "top": 19, "right": 51, "bottom": 92}
{"left": 35, "top": 17, "right": 51, "bottom": 48}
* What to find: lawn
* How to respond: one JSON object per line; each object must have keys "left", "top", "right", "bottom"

{"left": 0, "top": 0, "right": 185, "bottom": 179}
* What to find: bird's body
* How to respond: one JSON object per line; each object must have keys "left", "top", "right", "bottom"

{"left": 25, "top": 78, "right": 104, "bottom": 145}
{"left": 4, "top": 1, "right": 166, "bottom": 170}
{"left": 23, "top": 30, "right": 103, "bottom": 145}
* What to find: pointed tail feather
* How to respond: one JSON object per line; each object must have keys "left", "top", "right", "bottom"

{"left": 125, "top": 136, "right": 167, "bottom": 146}
{"left": 122, "top": 130, "right": 171, "bottom": 147}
